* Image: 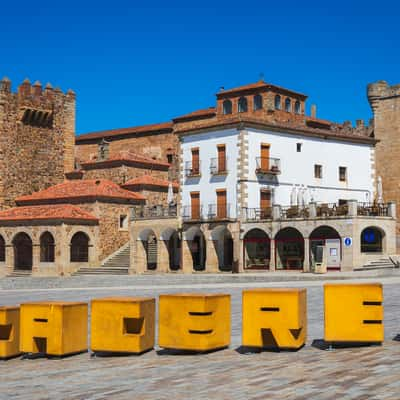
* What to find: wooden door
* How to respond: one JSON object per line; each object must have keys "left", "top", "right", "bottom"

{"left": 191, "top": 192, "right": 200, "bottom": 219}
{"left": 217, "top": 190, "right": 227, "bottom": 218}
{"left": 260, "top": 190, "right": 271, "bottom": 218}
{"left": 217, "top": 145, "right": 226, "bottom": 173}
{"left": 191, "top": 148, "right": 199, "bottom": 175}
{"left": 260, "top": 144, "right": 270, "bottom": 171}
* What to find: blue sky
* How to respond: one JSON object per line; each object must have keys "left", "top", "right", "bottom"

{"left": 1, "top": 0, "right": 399, "bottom": 134}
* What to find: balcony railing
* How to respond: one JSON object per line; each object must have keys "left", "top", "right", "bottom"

{"left": 207, "top": 203, "right": 232, "bottom": 220}
{"left": 182, "top": 205, "right": 204, "bottom": 221}
{"left": 316, "top": 203, "right": 348, "bottom": 217}
{"left": 185, "top": 161, "right": 201, "bottom": 177}
{"left": 280, "top": 206, "right": 309, "bottom": 219}
{"left": 255, "top": 157, "right": 281, "bottom": 175}
{"left": 132, "top": 205, "right": 178, "bottom": 220}
{"left": 210, "top": 158, "right": 228, "bottom": 175}
{"left": 242, "top": 207, "right": 273, "bottom": 221}
{"left": 357, "top": 202, "right": 389, "bottom": 217}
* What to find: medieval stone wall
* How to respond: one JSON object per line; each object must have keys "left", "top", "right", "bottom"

{"left": 0, "top": 78, "right": 75, "bottom": 209}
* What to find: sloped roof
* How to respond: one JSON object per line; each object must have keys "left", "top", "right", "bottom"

{"left": 122, "top": 176, "right": 179, "bottom": 190}
{"left": 0, "top": 204, "right": 98, "bottom": 223}
{"left": 16, "top": 179, "right": 146, "bottom": 205}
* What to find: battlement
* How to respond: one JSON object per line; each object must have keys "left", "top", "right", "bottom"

{"left": 367, "top": 80, "right": 400, "bottom": 111}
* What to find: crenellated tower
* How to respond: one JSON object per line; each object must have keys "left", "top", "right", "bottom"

{"left": 0, "top": 77, "right": 75, "bottom": 208}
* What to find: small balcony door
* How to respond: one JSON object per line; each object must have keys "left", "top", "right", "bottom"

{"left": 260, "top": 143, "right": 270, "bottom": 171}
{"left": 217, "top": 144, "right": 226, "bottom": 173}
{"left": 260, "top": 189, "right": 271, "bottom": 219}
{"left": 191, "top": 192, "right": 200, "bottom": 219}
{"left": 217, "top": 189, "right": 227, "bottom": 218}
{"left": 191, "top": 148, "right": 200, "bottom": 175}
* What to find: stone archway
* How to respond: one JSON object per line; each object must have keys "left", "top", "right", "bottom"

{"left": 138, "top": 229, "right": 158, "bottom": 270}
{"left": 243, "top": 228, "right": 271, "bottom": 270}
{"left": 211, "top": 226, "right": 234, "bottom": 272}
{"left": 309, "top": 225, "right": 341, "bottom": 270}
{"left": 160, "top": 228, "right": 181, "bottom": 271}
{"left": 275, "top": 227, "right": 304, "bottom": 270}
{"left": 13, "top": 232, "right": 33, "bottom": 271}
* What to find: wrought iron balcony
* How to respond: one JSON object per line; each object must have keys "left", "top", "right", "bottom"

{"left": 210, "top": 157, "right": 228, "bottom": 175}
{"left": 357, "top": 202, "right": 389, "bottom": 217}
{"left": 131, "top": 205, "right": 178, "bottom": 220}
{"left": 207, "top": 203, "right": 232, "bottom": 220}
{"left": 185, "top": 161, "right": 201, "bottom": 177}
{"left": 255, "top": 157, "right": 281, "bottom": 175}
{"left": 182, "top": 205, "right": 204, "bottom": 221}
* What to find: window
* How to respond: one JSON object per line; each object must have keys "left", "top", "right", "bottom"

{"left": 361, "top": 227, "right": 383, "bottom": 253}
{"left": 190, "top": 192, "right": 200, "bottom": 220}
{"left": 253, "top": 94, "right": 263, "bottom": 110}
{"left": 222, "top": 100, "right": 232, "bottom": 115}
{"left": 274, "top": 95, "right": 281, "bottom": 110}
{"left": 217, "top": 144, "right": 227, "bottom": 173}
{"left": 40, "top": 232, "right": 55, "bottom": 262}
{"left": 294, "top": 101, "right": 301, "bottom": 114}
{"left": 0, "top": 235, "right": 5, "bottom": 262}
{"left": 339, "top": 166, "right": 347, "bottom": 182}
{"left": 296, "top": 143, "right": 302, "bottom": 152}
{"left": 238, "top": 97, "right": 248, "bottom": 113}
{"left": 285, "top": 98, "right": 291, "bottom": 112}
{"left": 314, "top": 164, "right": 322, "bottom": 179}
{"left": 119, "top": 214, "right": 128, "bottom": 230}
{"left": 70, "top": 232, "right": 89, "bottom": 262}
{"left": 191, "top": 148, "right": 200, "bottom": 175}
{"left": 216, "top": 189, "right": 227, "bottom": 218}
{"left": 167, "top": 154, "right": 173, "bottom": 164}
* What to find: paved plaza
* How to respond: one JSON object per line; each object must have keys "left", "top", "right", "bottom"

{"left": 1, "top": 273, "right": 400, "bottom": 399}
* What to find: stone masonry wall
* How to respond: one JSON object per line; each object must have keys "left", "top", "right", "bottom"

{"left": 0, "top": 78, "right": 75, "bottom": 209}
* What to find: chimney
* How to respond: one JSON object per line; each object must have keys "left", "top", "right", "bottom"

{"left": 311, "top": 104, "right": 317, "bottom": 118}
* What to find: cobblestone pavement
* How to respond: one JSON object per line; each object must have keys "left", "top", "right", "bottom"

{"left": 1, "top": 277, "right": 400, "bottom": 399}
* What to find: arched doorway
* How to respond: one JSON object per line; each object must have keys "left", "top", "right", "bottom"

{"left": 13, "top": 233, "right": 33, "bottom": 271}
{"left": 70, "top": 232, "right": 89, "bottom": 262}
{"left": 211, "top": 226, "right": 234, "bottom": 272}
{"left": 161, "top": 228, "right": 181, "bottom": 271}
{"left": 275, "top": 228, "right": 304, "bottom": 270}
{"left": 310, "top": 226, "right": 341, "bottom": 271}
{"left": 243, "top": 228, "right": 270, "bottom": 270}
{"left": 361, "top": 227, "right": 384, "bottom": 253}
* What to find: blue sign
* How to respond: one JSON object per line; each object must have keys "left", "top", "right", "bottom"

{"left": 363, "top": 229, "right": 375, "bottom": 244}
{"left": 344, "top": 237, "right": 352, "bottom": 247}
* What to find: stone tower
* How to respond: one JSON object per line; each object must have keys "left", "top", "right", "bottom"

{"left": 367, "top": 80, "right": 400, "bottom": 245}
{"left": 0, "top": 77, "right": 75, "bottom": 208}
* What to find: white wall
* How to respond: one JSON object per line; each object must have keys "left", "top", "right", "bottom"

{"left": 246, "top": 128, "right": 374, "bottom": 209}
{"left": 180, "top": 129, "right": 239, "bottom": 218}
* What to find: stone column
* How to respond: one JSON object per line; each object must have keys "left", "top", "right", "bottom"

{"left": 303, "top": 238, "right": 310, "bottom": 272}
{"left": 269, "top": 239, "right": 276, "bottom": 271}
{"left": 134, "top": 239, "right": 147, "bottom": 274}
{"left": 232, "top": 231, "right": 241, "bottom": 273}
{"left": 181, "top": 240, "right": 193, "bottom": 274}
{"left": 32, "top": 241, "right": 40, "bottom": 275}
{"left": 206, "top": 239, "right": 219, "bottom": 273}
{"left": 157, "top": 240, "right": 169, "bottom": 273}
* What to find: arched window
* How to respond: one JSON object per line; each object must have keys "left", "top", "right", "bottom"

{"left": 253, "top": 94, "right": 263, "bottom": 111}
{"left": 70, "top": 232, "right": 89, "bottom": 262}
{"left": 238, "top": 97, "right": 248, "bottom": 113}
{"left": 274, "top": 95, "right": 281, "bottom": 110}
{"left": 285, "top": 98, "right": 291, "bottom": 112}
{"left": 222, "top": 100, "right": 232, "bottom": 115}
{"left": 0, "top": 235, "right": 5, "bottom": 262}
{"left": 361, "top": 227, "right": 383, "bottom": 253}
{"left": 40, "top": 232, "right": 55, "bottom": 262}
{"left": 294, "top": 100, "right": 301, "bottom": 114}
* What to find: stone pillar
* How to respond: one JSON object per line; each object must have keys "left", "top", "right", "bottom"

{"left": 388, "top": 201, "right": 396, "bottom": 218}
{"left": 309, "top": 202, "right": 317, "bottom": 218}
{"left": 32, "top": 241, "right": 40, "bottom": 275}
{"left": 303, "top": 238, "right": 310, "bottom": 272}
{"left": 157, "top": 240, "right": 169, "bottom": 273}
{"left": 272, "top": 205, "right": 281, "bottom": 220}
{"left": 269, "top": 239, "right": 276, "bottom": 271}
{"left": 134, "top": 239, "right": 147, "bottom": 274}
{"left": 232, "top": 231, "right": 241, "bottom": 273}
{"left": 181, "top": 240, "right": 193, "bottom": 274}
{"left": 347, "top": 200, "right": 358, "bottom": 217}
{"left": 206, "top": 238, "right": 219, "bottom": 273}
{"left": 237, "top": 235, "right": 244, "bottom": 273}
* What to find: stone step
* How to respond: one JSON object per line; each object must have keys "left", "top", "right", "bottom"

{"left": 72, "top": 267, "right": 128, "bottom": 276}
{"left": 6, "top": 271, "right": 32, "bottom": 278}
{"left": 354, "top": 257, "right": 398, "bottom": 271}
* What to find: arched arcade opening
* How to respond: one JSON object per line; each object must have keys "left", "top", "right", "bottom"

{"left": 243, "top": 228, "right": 270, "bottom": 270}
{"left": 275, "top": 227, "right": 304, "bottom": 270}
{"left": 309, "top": 226, "right": 341, "bottom": 271}
{"left": 13, "top": 232, "right": 33, "bottom": 271}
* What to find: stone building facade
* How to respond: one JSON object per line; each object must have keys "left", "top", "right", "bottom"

{"left": 368, "top": 80, "right": 400, "bottom": 246}
{"left": 0, "top": 77, "right": 75, "bottom": 208}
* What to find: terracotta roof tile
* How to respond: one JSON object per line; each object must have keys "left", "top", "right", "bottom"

{"left": 16, "top": 179, "right": 146, "bottom": 205}
{"left": 122, "top": 176, "right": 179, "bottom": 190}
{"left": 173, "top": 108, "right": 216, "bottom": 122}
{"left": 76, "top": 122, "right": 173, "bottom": 142}
{"left": 0, "top": 204, "right": 98, "bottom": 223}
{"left": 80, "top": 151, "right": 170, "bottom": 169}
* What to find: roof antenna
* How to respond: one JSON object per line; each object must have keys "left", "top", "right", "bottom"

{"left": 259, "top": 72, "right": 264, "bottom": 82}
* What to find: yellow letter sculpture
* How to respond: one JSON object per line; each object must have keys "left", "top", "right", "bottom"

{"left": 0, "top": 306, "right": 21, "bottom": 359}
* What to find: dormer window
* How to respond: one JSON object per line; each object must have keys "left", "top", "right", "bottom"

{"left": 274, "top": 95, "right": 281, "bottom": 110}
{"left": 238, "top": 97, "right": 248, "bottom": 113}
{"left": 222, "top": 100, "right": 232, "bottom": 115}
{"left": 294, "top": 100, "right": 301, "bottom": 114}
{"left": 253, "top": 94, "right": 263, "bottom": 111}
{"left": 285, "top": 98, "right": 291, "bottom": 112}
